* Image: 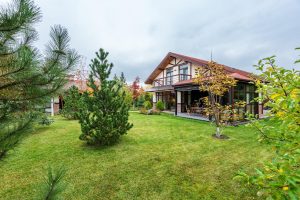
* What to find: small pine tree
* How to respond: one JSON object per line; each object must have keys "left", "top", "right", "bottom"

{"left": 78, "top": 49, "right": 133, "bottom": 146}
{"left": 61, "top": 86, "right": 81, "bottom": 120}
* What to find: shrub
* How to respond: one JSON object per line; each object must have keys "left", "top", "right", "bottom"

{"left": 156, "top": 100, "right": 164, "bottom": 111}
{"left": 143, "top": 100, "right": 152, "bottom": 110}
{"left": 61, "top": 86, "right": 81, "bottom": 120}
{"left": 38, "top": 115, "right": 54, "bottom": 126}
{"left": 139, "top": 107, "right": 148, "bottom": 115}
{"left": 236, "top": 54, "right": 300, "bottom": 199}
{"left": 148, "top": 109, "right": 161, "bottom": 115}
{"left": 139, "top": 108, "right": 160, "bottom": 115}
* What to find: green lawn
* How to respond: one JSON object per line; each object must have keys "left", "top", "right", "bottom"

{"left": 0, "top": 113, "right": 271, "bottom": 199}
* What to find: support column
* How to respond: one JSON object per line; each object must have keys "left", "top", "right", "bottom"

{"left": 176, "top": 91, "right": 182, "bottom": 114}
{"left": 175, "top": 90, "right": 177, "bottom": 115}
{"left": 51, "top": 97, "right": 54, "bottom": 117}
{"left": 152, "top": 92, "right": 157, "bottom": 109}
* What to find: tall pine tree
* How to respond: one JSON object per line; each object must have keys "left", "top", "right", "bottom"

{"left": 0, "top": 0, "right": 79, "bottom": 158}
{"left": 78, "top": 49, "right": 133, "bottom": 146}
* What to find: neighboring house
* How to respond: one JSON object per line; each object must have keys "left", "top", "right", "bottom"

{"left": 46, "top": 74, "right": 89, "bottom": 116}
{"left": 145, "top": 52, "right": 265, "bottom": 119}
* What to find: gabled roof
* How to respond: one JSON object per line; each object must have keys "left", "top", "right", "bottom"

{"left": 144, "top": 52, "right": 252, "bottom": 84}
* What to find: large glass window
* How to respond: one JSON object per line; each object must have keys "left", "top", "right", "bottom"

{"left": 166, "top": 68, "right": 173, "bottom": 85}
{"left": 233, "top": 83, "right": 257, "bottom": 114}
{"left": 179, "top": 65, "right": 189, "bottom": 81}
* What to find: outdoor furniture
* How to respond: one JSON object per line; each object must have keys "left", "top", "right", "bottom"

{"left": 185, "top": 105, "right": 191, "bottom": 115}
{"left": 190, "top": 106, "right": 204, "bottom": 114}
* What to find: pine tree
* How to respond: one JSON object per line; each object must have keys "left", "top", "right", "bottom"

{"left": 0, "top": 0, "right": 79, "bottom": 158}
{"left": 78, "top": 49, "right": 133, "bottom": 146}
{"left": 61, "top": 85, "right": 81, "bottom": 120}
{"left": 120, "top": 72, "right": 126, "bottom": 83}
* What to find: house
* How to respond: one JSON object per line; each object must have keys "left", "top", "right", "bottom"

{"left": 145, "top": 52, "right": 264, "bottom": 120}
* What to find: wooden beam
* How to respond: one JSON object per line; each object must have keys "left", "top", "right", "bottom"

{"left": 175, "top": 90, "right": 177, "bottom": 115}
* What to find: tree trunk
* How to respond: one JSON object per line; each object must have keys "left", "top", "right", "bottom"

{"left": 216, "top": 126, "right": 221, "bottom": 138}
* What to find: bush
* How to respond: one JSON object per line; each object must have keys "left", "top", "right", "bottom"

{"left": 38, "top": 115, "right": 54, "bottom": 126}
{"left": 236, "top": 54, "right": 300, "bottom": 199}
{"left": 148, "top": 109, "right": 161, "bottom": 115}
{"left": 61, "top": 86, "right": 81, "bottom": 120}
{"left": 139, "top": 107, "right": 148, "bottom": 115}
{"left": 156, "top": 100, "right": 164, "bottom": 111}
{"left": 139, "top": 108, "right": 160, "bottom": 115}
{"left": 143, "top": 100, "right": 152, "bottom": 110}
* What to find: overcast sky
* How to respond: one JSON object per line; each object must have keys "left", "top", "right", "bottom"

{"left": 2, "top": 0, "right": 300, "bottom": 82}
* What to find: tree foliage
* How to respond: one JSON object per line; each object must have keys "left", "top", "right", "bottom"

{"left": 78, "top": 49, "right": 133, "bottom": 146}
{"left": 38, "top": 166, "right": 67, "bottom": 200}
{"left": 156, "top": 100, "right": 164, "bottom": 111}
{"left": 0, "top": 0, "right": 79, "bottom": 158}
{"left": 237, "top": 54, "right": 300, "bottom": 199}
{"left": 61, "top": 85, "right": 81, "bottom": 120}
{"left": 194, "top": 61, "right": 238, "bottom": 138}
{"left": 114, "top": 72, "right": 133, "bottom": 107}
{"left": 131, "top": 76, "right": 141, "bottom": 107}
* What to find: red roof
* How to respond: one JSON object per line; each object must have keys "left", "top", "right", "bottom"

{"left": 145, "top": 52, "right": 252, "bottom": 84}
{"left": 229, "top": 72, "right": 252, "bottom": 81}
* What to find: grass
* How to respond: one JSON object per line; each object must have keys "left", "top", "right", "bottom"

{"left": 0, "top": 113, "right": 271, "bottom": 199}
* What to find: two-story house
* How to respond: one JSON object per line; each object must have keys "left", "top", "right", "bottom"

{"left": 145, "top": 52, "right": 264, "bottom": 120}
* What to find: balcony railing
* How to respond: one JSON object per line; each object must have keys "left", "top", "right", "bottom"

{"left": 153, "top": 74, "right": 192, "bottom": 87}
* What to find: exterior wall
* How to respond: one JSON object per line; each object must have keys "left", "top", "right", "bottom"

{"left": 151, "top": 60, "right": 210, "bottom": 87}
{"left": 54, "top": 103, "right": 60, "bottom": 114}
{"left": 156, "top": 71, "right": 164, "bottom": 80}
{"left": 152, "top": 58, "right": 192, "bottom": 86}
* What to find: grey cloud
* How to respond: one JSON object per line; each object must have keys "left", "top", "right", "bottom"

{"left": 1, "top": 0, "right": 299, "bottom": 82}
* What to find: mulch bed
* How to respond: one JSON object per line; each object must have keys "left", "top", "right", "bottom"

{"left": 212, "top": 134, "right": 230, "bottom": 139}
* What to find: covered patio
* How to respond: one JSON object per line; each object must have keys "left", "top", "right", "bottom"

{"left": 174, "top": 84, "right": 209, "bottom": 118}
{"left": 162, "top": 110, "right": 210, "bottom": 121}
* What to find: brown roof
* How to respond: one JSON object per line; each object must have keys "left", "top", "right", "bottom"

{"left": 145, "top": 52, "right": 252, "bottom": 84}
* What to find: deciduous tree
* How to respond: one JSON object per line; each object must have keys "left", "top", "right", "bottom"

{"left": 237, "top": 53, "right": 300, "bottom": 199}
{"left": 194, "top": 61, "right": 237, "bottom": 138}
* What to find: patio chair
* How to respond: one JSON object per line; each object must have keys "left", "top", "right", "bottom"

{"left": 185, "top": 105, "right": 191, "bottom": 115}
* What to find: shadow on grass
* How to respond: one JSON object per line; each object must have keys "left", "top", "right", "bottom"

{"left": 31, "top": 125, "right": 53, "bottom": 135}
{"left": 79, "top": 134, "right": 139, "bottom": 153}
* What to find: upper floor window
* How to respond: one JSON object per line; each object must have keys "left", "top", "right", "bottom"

{"left": 166, "top": 68, "right": 173, "bottom": 85}
{"left": 179, "top": 65, "right": 189, "bottom": 81}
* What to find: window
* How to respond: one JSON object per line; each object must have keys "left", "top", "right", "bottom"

{"left": 179, "top": 65, "right": 189, "bottom": 81}
{"left": 233, "top": 83, "right": 257, "bottom": 114}
{"left": 156, "top": 92, "right": 163, "bottom": 102}
{"left": 233, "top": 83, "right": 245, "bottom": 102}
{"left": 166, "top": 68, "right": 173, "bottom": 85}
